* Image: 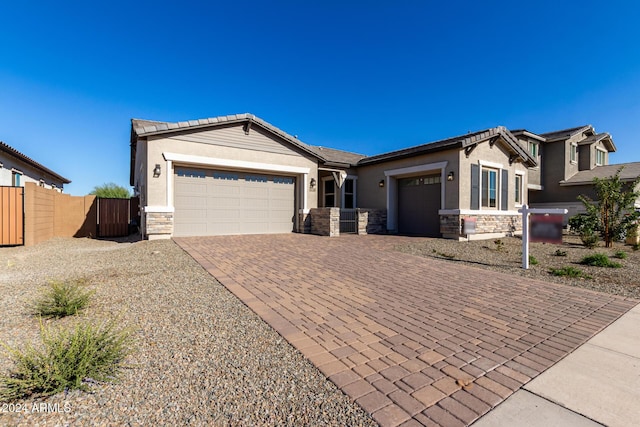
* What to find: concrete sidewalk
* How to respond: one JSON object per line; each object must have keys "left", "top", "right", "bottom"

{"left": 472, "top": 303, "right": 640, "bottom": 426}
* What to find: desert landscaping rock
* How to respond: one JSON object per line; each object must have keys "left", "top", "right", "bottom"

{"left": 0, "top": 237, "right": 376, "bottom": 426}
{"left": 397, "top": 234, "right": 640, "bottom": 299}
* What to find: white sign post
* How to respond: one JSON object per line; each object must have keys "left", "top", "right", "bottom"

{"left": 518, "top": 204, "right": 568, "bottom": 269}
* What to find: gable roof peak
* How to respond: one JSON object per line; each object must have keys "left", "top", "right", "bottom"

{"left": 539, "top": 125, "right": 593, "bottom": 142}
{"left": 358, "top": 126, "right": 536, "bottom": 167}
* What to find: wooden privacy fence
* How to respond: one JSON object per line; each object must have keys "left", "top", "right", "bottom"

{"left": 0, "top": 186, "right": 24, "bottom": 246}
{"left": 23, "top": 183, "right": 97, "bottom": 246}
{"left": 2, "top": 184, "right": 139, "bottom": 246}
{"left": 97, "top": 198, "right": 131, "bottom": 237}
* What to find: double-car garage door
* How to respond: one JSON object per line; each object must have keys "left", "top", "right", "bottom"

{"left": 174, "top": 167, "right": 296, "bottom": 237}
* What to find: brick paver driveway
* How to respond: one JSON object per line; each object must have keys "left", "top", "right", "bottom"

{"left": 176, "top": 234, "right": 637, "bottom": 427}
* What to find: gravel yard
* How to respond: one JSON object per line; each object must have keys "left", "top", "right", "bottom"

{"left": 396, "top": 234, "right": 640, "bottom": 299}
{"left": 0, "top": 237, "right": 376, "bottom": 426}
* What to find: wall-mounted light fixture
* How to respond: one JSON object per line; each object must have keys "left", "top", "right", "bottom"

{"left": 153, "top": 164, "right": 161, "bottom": 178}
{"left": 310, "top": 178, "right": 316, "bottom": 189}
{"left": 447, "top": 171, "right": 455, "bottom": 181}
{"left": 379, "top": 179, "right": 385, "bottom": 188}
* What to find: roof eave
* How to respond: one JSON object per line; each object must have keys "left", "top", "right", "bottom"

{"left": 357, "top": 142, "right": 460, "bottom": 166}
{"left": 511, "top": 130, "right": 546, "bottom": 142}
{"left": 131, "top": 115, "right": 328, "bottom": 164}
{"left": 0, "top": 143, "right": 71, "bottom": 184}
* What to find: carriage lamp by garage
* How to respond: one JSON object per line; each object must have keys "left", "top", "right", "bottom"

{"left": 310, "top": 178, "right": 316, "bottom": 189}
{"left": 153, "top": 164, "right": 161, "bottom": 178}
{"left": 447, "top": 171, "right": 455, "bottom": 181}
{"left": 379, "top": 179, "right": 385, "bottom": 188}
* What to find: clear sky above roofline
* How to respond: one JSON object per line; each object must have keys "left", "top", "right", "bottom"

{"left": 1, "top": 1, "right": 639, "bottom": 196}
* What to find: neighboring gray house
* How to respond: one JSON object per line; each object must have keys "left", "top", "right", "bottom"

{"left": 130, "top": 114, "right": 536, "bottom": 240}
{"left": 0, "top": 141, "right": 70, "bottom": 191}
{"left": 512, "top": 125, "right": 640, "bottom": 220}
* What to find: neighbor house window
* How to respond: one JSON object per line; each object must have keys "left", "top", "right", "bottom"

{"left": 515, "top": 174, "right": 523, "bottom": 205}
{"left": 596, "top": 149, "right": 606, "bottom": 166}
{"left": 570, "top": 143, "right": 578, "bottom": 163}
{"left": 323, "top": 179, "right": 336, "bottom": 207}
{"left": 528, "top": 141, "right": 539, "bottom": 158}
{"left": 481, "top": 168, "right": 498, "bottom": 208}
{"left": 343, "top": 179, "right": 355, "bottom": 209}
{"left": 12, "top": 171, "right": 22, "bottom": 187}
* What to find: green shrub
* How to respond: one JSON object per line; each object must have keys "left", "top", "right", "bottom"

{"left": 634, "top": 243, "right": 639, "bottom": 251}
{"left": 613, "top": 251, "right": 627, "bottom": 260}
{"left": 549, "top": 266, "right": 591, "bottom": 278}
{"left": 0, "top": 319, "right": 134, "bottom": 401}
{"left": 580, "top": 253, "right": 622, "bottom": 268}
{"left": 568, "top": 214, "right": 599, "bottom": 248}
{"left": 554, "top": 249, "right": 568, "bottom": 257}
{"left": 580, "top": 234, "right": 599, "bottom": 249}
{"left": 32, "top": 280, "right": 93, "bottom": 318}
{"left": 435, "top": 251, "right": 455, "bottom": 259}
{"left": 529, "top": 255, "right": 539, "bottom": 265}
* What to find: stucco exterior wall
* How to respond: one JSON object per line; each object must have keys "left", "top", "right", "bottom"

{"left": 537, "top": 141, "right": 566, "bottom": 198}
{"left": 457, "top": 139, "right": 528, "bottom": 211}
{"left": 356, "top": 149, "right": 460, "bottom": 210}
{"left": 135, "top": 123, "right": 321, "bottom": 238}
{"left": 514, "top": 135, "right": 542, "bottom": 188}
{"left": 0, "top": 154, "right": 66, "bottom": 191}
{"left": 143, "top": 124, "right": 319, "bottom": 209}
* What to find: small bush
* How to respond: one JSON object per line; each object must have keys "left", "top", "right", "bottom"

{"left": 32, "top": 280, "right": 93, "bottom": 318}
{"left": 580, "top": 234, "right": 599, "bottom": 249}
{"left": 550, "top": 266, "right": 591, "bottom": 279}
{"left": 0, "top": 319, "right": 134, "bottom": 401}
{"left": 554, "top": 249, "right": 568, "bottom": 257}
{"left": 436, "top": 251, "right": 456, "bottom": 259}
{"left": 580, "top": 253, "right": 622, "bottom": 268}
{"left": 613, "top": 251, "right": 627, "bottom": 260}
{"left": 569, "top": 214, "right": 600, "bottom": 248}
{"left": 529, "top": 255, "right": 539, "bottom": 265}
{"left": 634, "top": 243, "right": 639, "bottom": 251}
{"left": 494, "top": 239, "right": 505, "bottom": 251}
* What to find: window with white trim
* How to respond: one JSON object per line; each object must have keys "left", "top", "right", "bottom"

{"left": 12, "top": 171, "right": 22, "bottom": 187}
{"left": 570, "top": 143, "right": 578, "bottom": 163}
{"left": 528, "top": 141, "right": 539, "bottom": 158}
{"left": 596, "top": 149, "right": 606, "bottom": 166}
{"left": 481, "top": 168, "right": 498, "bottom": 208}
{"left": 515, "top": 174, "right": 523, "bottom": 205}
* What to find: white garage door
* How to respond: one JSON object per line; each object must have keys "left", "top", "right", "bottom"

{"left": 174, "top": 167, "right": 296, "bottom": 237}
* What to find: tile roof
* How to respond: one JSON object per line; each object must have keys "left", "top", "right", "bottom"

{"left": 132, "top": 114, "right": 544, "bottom": 171}
{"left": 358, "top": 126, "right": 536, "bottom": 167}
{"left": 577, "top": 132, "right": 616, "bottom": 151}
{"left": 578, "top": 133, "right": 609, "bottom": 144}
{"left": 131, "top": 113, "right": 364, "bottom": 167}
{"left": 560, "top": 162, "right": 640, "bottom": 185}
{"left": 305, "top": 146, "right": 366, "bottom": 166}
{"left": 0, "top": 141, "right": 71, "bottom": 184}
{"left": 539, "top": 125, "right": 591, "bottom": 142}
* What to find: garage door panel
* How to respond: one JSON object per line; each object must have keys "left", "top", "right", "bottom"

{"left": 176, "top": 196, "right": 206, "bottom": 208}
{"left": 209, "top": 197, "right": 242, "bottom": 209}
{"left": 209, "top": 209, "right": 241, "bottom": 219}
{"left": 174, "top": 168, "right": 295, "bottom": 237}
{"left": 210, "top": 185, "right": 242, "bottom": 197}
{"left": 242, "top": 199, "right": 268, "bottom": 210}
{"left": 398, "top": 174, "right": 441, "bottom": 237}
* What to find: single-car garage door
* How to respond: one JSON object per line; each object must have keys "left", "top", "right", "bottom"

{"left": 174, "top": 167, "right": 296, "bottom": 237}
{"left": 397, "top": 174, "right": 441, "bottom": 237}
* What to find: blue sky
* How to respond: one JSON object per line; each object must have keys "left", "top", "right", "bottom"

{"left": 1, "top": 1, "right": 639, "bottom": 196}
